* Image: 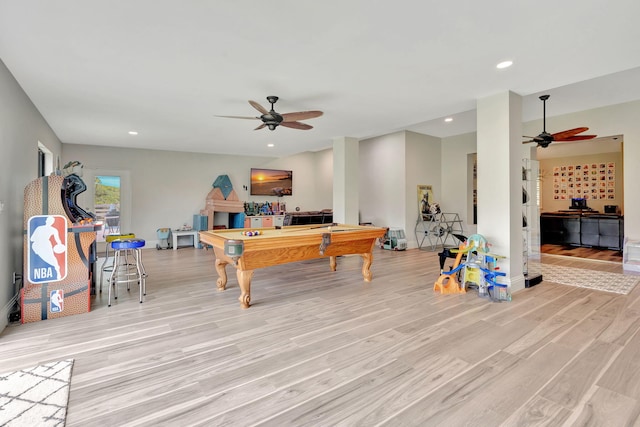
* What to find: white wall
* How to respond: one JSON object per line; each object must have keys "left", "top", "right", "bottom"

{"left": 359, "top": 131, "right": 406, "bottom": 229}
{"left": 262, "top": 149, "right": 333, "bottom": 212}
{"left": 441, "top": 132, "right": 477, "bottom": 233}
{"left": 359, "top": 131, "right": 441, "bottom": 248}
{"left": 62, "top": 144, "right": 333, "bottom": 245}
{"left": 0, "top": 59, "right": 62, "bottom": 328}
{"left": 405, "top": 131, "right": 441, "bottom": 246}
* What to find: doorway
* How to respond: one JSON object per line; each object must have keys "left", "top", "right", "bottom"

{"left": 537, "top": 135, "right": 624, "bottom": 263}
{"left": 95, "top": 175, "right": 121, "bottom": 242}
{"left": 75, "top": 169, "right": 131, "bottom": 247}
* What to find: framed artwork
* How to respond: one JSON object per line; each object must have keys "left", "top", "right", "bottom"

{"left": 417, "top": 184, "right": 434, "bottom": 216}
{"left": 552, "top": 161, "right": 615, "bottom": 199}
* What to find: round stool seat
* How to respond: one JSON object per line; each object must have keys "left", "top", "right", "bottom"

{"left": 106, "top": 233, "right": 136, "bottom": 243}
{"left": 111, "top": 238, "right": 146, "bottom": 250}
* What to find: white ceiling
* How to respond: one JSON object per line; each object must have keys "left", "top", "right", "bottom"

{"left": 2, "top": 1, "right": 640, "bottom": 157}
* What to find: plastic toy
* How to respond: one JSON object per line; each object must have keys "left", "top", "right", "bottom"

{"left": 380, "top": 228, "right": 407, "bottom": 251}
{"left": 156, "top": 228, "right": 173, "bottom": 250}
{"left": 434, "top": 234, "right": 510, "bottom": 301}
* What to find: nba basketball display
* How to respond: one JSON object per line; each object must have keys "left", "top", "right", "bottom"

{"left": 22, "top": 167, "right": 101, "bottom": 323}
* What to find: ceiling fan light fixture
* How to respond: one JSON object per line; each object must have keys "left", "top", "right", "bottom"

{"left": 218, "top": 96, "right": 323, "bottom": 131}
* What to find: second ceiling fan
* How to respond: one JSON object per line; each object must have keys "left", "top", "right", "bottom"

{"left": 217, "top": 96, "right": 323, "bottom": 131}
{"left": 523, "top": 95, "right": 597, "bottom": 148}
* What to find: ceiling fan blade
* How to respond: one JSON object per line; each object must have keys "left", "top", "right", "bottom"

{"left": 249, "top": 100, "right": 269, "bottom": 115}
{"left": 254, "top": 123, "right": 266, "bottom": 131}
{"left": 550, "top": 127, "right": 590, "bottom": 141}
{"left": 215, "top": 115, "right": 259, "bottom": 120}
{"left": 281, "top": 111, "right": 324, "bottom": 122}
{"left": 280, "top": 121, "right": 313, "bottom": 130}
{"left": 553, "top": 135, "right": 598, "bottom": 142}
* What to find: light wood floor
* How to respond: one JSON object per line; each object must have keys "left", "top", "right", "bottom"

{"left": 2, "top": 247, "right": 640, "bottom": 426}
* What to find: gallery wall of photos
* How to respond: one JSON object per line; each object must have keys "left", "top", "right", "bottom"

{"left": 552, "top": 162, "right": 616, "bottom": 200}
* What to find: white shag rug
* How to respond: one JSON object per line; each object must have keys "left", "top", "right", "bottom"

{"left": 0, "top": 359, "right": 74, "bottom": 426}
{"left": 540, "top": 264, "right": 639, "bottom": 295}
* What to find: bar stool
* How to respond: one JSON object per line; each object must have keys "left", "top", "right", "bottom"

{"left": 108, "top": 238, "right": 147, "bottom": 306}
{"left": 99, "top": 233, "right": 136, "bottom": 293}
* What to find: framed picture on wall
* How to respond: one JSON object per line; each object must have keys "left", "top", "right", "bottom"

{"left": 417, "top": 185, "right": 434, "bottom": 217}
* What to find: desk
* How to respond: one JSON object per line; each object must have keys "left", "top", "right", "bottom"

{"left": 172, "top": 230, "right": 199, "bottom": 250}
{"left": 199, "top": 224, "right": 387, "bottom": 308}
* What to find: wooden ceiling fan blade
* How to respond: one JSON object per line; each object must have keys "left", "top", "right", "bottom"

{"left": 554, "top": 135, "right": 598, "bottom": 142}
{"left": 550, "top": 127, "right": 590, "bottom": 140}
{"left": 280, "top": 121, "right": 313, "bottom": 130}
{"left": 281, "top": 111, "right": 324, "bottom": 122}
{"left": 254, "top": 123, "right": 266, "bottom": 130}
{"left": 215, "top": 115, "right": 260, "bottom": 120}
{"left": 249, "top": 100, "right": 269, "bottom": 115}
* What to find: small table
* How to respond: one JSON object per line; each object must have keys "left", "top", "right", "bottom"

{"left": 199, "top": 224, "right": 387, "bottom": 309}
{"left": 172, "top": 230, "right": 199, "bottom": 250}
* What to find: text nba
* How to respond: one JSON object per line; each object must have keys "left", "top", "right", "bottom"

{"left": 32, "top": 267, "right": 57, "bottom": 280}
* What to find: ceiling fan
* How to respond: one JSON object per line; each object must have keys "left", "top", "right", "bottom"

{"left": 523, "top": 95, "right": 596, "bottom": 148}
{"left": 216, "top": 96, "right": 323, "bottom": 131}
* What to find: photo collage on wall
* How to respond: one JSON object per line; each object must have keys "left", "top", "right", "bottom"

{"left": 552, "top": 162, "right": 615, "bottom": 200}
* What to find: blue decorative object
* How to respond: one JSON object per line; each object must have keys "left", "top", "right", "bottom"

{"left": 213, "top": 175, "right": 234, "bottom": 199}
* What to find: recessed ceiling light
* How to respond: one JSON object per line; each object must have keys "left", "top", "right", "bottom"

{"left": 444, "top": 117, "right": 453, "bottom": 122}
{"left": 128, "top": 131, "right": 138, "bottom": 135}
{"left": 496, "top": 60, "right": 513, "bottom": 69}
{"left": 267, "top": 143, "right": 274, "bottom": 147}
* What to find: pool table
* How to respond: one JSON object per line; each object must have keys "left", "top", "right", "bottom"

{"left": 199, "top": 224, "right": 387, "bottom": 308}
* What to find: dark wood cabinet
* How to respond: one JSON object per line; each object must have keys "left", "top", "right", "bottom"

{"left": 541, "top": 212, "right": 623, "bottom": 251}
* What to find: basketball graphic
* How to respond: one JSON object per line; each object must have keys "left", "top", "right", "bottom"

{"left": 27, "top": 215, "right": 68, "bottom": 283}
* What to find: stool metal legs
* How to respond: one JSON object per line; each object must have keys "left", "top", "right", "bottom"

{"left": 99, "top": 243, "right": 113, "bottom": 294}
{"left": 108, "top": 247, "right": 147, "bottom": 306}
{"left": 100, "top": 233, "right": 136, "bottom": 294}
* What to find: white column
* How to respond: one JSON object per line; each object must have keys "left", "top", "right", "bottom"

{"left": 477, "top": 91, "right": 526, "bottom": 292}
{"left": 332, "top": 137, "right": 359, "bottom": 224}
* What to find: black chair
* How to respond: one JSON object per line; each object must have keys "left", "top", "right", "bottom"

{"left": 438, "top": 233, "right": 467, "bottom": 272}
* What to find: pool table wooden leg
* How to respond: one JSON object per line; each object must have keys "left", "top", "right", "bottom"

{"left": 215, "top": 258, "right": 228, "bottom": 290}
{"left": 329, "top": 256, "right": 337, "bottom": 272}
{"left": 361, "top": 252, "right": 373, "bottom": 281}
{"left": 237, "top": 269, "right": 254, "bottom": 309}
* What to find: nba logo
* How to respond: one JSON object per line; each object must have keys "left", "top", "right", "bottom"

{"left": 50, "top": 289, "right": 64, "bottom": 313}
{"left": 27, "top": 215, "right": 68, "bottom": 284}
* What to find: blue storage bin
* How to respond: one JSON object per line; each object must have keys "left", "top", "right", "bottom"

{"left": 232, "top": 213, "right": 245, "bottom": 229}
{"left": 193, "top": 214, "right": 208, "bottom": 231}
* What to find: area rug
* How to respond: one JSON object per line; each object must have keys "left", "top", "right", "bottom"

{"left": 540, "top": 264, "right": 639, "bottom": 295}
{"left": 0, "top": 359, "right": 74, "bottom": 426}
